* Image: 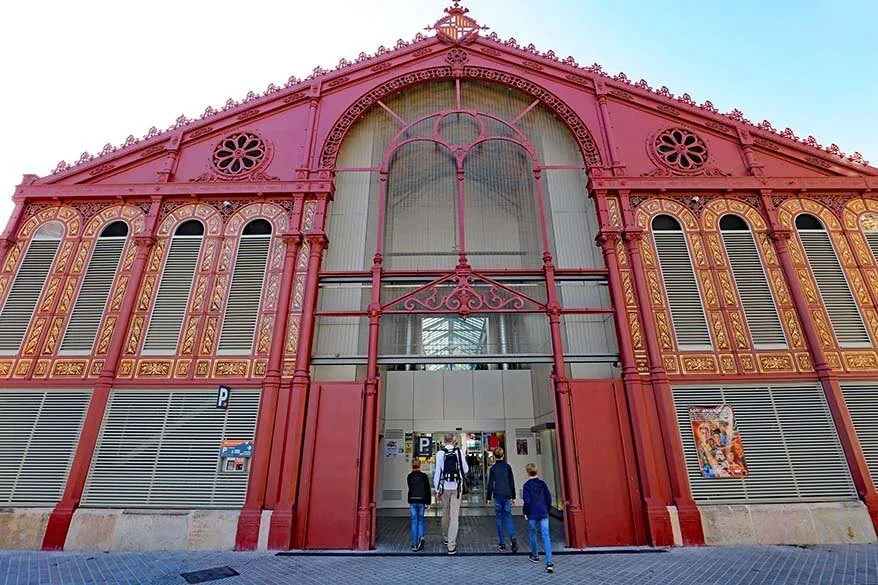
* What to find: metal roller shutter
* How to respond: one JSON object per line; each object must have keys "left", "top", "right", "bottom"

{"left": 799, "top": 231, "right": 870, "bottom": 347}
{"left": 840, "top": 382, "right": 878, "bottom": 485}
{"left": 0, "top": 240, "right": 61, "bottom": 353}
{"left": 721, "top": 230, "right": 786, "bottom": 349}
{"left": 60, "top": 237, "right": 126, "bottom": 353}
{"left": 143, "top": 236, "right": 202, "bottom": 353}
{"left": 0, "top": 391, "right": 91, "bottom": 505}
{"left": 82, "top": 389, "right": 260, "bottom": 508}
{"left": 217, "top": 236, "right": 270, "bottom": 353}
{"left": 653, "top": 232, "right": 712, "bottom": 349}
{"left": 673, "top": 384, "right": 856, "bottom": 504}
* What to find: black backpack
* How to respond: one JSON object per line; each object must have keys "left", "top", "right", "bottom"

{"left": 440, "top": 447, "right": 462, "bottom": 484}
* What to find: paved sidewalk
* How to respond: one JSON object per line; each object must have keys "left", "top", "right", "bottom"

{"left": 375, "top": 515, "right": 566, "bottom": 553}
{"left": 2, "top": 545, "right": 878, "bottom": 585}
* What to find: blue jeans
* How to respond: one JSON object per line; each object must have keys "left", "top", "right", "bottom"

{"left": 528, "top": 517, "right": 552, "bottom": 564}
{"left": 493, "top": 498, "right": 515, "bottom": 544}
{"left": 409, "top": 504, "right": 425, "bottom": 547}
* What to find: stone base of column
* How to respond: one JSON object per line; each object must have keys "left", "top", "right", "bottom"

{"left": 354, "top": 507, "right": 373, "bottom": 551}
{"left": 41, "top": 505, "right": 75, "bottom": 551}
{"left": 676, "top": 499, "right": 705, "bottom": 546}
{"left": 267, "top": 507, "right": 294, "bottom": 550}
{"left": 645, "top": 502, "right": 675, "bottom": 547}
{"left": 234, "top": 506, "right": 263, "bottom": 551}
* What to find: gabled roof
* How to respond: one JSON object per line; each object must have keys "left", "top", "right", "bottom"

{"left": 37, "top": 1, "right": 876, "bottom": 184}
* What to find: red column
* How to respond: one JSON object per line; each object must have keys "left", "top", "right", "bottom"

{"left": 42, "top": 232, "right": 157, "bottom": 550}
{"left": 355, "top": 255, "right": 382, "bottom": 550}
{"left": 268, "top": 231, "right": 328, "bottom": 549}
{"left": 597, "top": 229, "right": 674, "bottom": 546}
{"left": 235, "top": 231, "right": 303, "bottom": 550}
{"left": 767, "top": 222, "right": 878, "bottom": 529}
{"left": 543, "top": 254, "right": 587, "bottom": 548}
{"left": 623, "top": 227, "right": 704, "bottom": 545}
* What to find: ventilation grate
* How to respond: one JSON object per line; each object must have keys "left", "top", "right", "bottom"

{"left": 0, "top": 391, "right": 91, "bottom": 505}
{"left": 82, "top": 389, "right": 260, "bottom": 508}
{"left": 653, "top": 232, "right": 712, "bottom": 349}
{"left": 673, "top": 384, "right": 855, "bottom": 504}
{"left": 721, "top": 231, "right": 786, "bottom": 348}
{"left": 217, "top": 236, "right": 270, "bottom": 353}
{"left": 143, "top": 237, "right": 202, "bottom": 353}
{"left": 0, "top": 240, "right": 60, "bottom": 353}
{"left": 799, "top": 231, "right": 870, "bottom": 347}
{"left": 60, "top": 238, "right": 126, "bottom": 353}
{"left": 840, "top": 383, "right": 878, "bottom": 485}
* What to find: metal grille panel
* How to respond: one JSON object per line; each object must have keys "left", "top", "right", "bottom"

{"left": 82, "top": 389, "right": 260, "bottom": 508}
{"left": 0, "top": 391, "right": 91, "bottom": 505}
{"left": 799, "top": 231, "right": 870, "bottom": 347}
{"left": 722, "top": 231, "right": 786, "bottom": 348}
{"left": 653, "top": 232, "right": 712, "bottom": 349}
{"left": 0, "top": 240, "right": 60, "bottom": 352}
{"left": 60, "top": 238, "right": 126, "bottom": 353}
{"left": 673, "top": 384, "right": 855, "bottom": 504}
{"left": 840, "top": 383, "right": 878, "bottom": 485}
{"left": 217, "top": 236, "right": 270, "bottom": 353}
{"left": 143, "top": 237, "right": 202, "bottom": 353}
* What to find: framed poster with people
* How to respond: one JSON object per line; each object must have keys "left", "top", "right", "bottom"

{"left": 689, "top": 405, "right": 749, "bottom": 479}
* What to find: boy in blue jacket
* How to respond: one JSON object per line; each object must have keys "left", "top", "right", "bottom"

{"left": 522, "top": 462, "right": 554, "bottom": 573}
{"left": 486, "top": 447, "right": 518, "bottom": 552}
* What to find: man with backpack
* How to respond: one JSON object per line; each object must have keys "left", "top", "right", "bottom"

{"left": 433, "top": 433, "right": 469, "bottom": 555}
{"left": 486, "top": 447, "right": 518, "bottom": 553}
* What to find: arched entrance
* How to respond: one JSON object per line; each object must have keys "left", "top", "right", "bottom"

{"left": 303, "top": 75, "right": 642, "bottom": 550}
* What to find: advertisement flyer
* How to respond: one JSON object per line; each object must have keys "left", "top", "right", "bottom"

{"left": 689, "top": 405, "right": 749, "bottom": 478}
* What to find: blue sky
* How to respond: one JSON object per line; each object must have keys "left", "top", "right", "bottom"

{"left": 0, "top": 0, "right": 874, "bottom": 225}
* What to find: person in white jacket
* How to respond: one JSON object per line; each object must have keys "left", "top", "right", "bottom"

{"left": 433, "top": 433, "right": 469, "bottom": 554}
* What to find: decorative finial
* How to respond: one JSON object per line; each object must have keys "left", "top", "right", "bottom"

{"left": 427, "top": 0, "right": 488, "bottom": 44}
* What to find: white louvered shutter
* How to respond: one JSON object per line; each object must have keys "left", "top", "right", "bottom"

{"left": 143, "top": 236, "right": 202, "bottom": 353}
{"left": 82, "top": 389, "right": 260, "bottom": 508}
{"left": 653, "top": 232, "right": 712, "bottom": 349}
{"left": 866, "top": 232, "right": 878, "bottom": 264}
{"left": 721, "top": 231, "right": 786, "bottom": 348}
{"left": 218, "top": 236, "right": 270, "bottom": 353}
{"left": 799, "top": 231, "right": 870, "bottom": 347}
{"left": 673, "top": 384, "right": 855, "bottom": 504}
{"left": 0, "top": 391, "right": 91, "bottom": 504}
{"left": 840, "top": 383, "right": 878, "bottom": 485}
{"left": 60, "top": 238, "right": 126, "bottom": 353}
{"left": 0, "top": 239, "right": 60, "bottom": 353}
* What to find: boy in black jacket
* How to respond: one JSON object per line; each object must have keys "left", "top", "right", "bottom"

{"left": 486, "top": 447, "right": 518, "bottom": 552}
{"left": 407, "top": 459, "right": 432, "bottom": 551}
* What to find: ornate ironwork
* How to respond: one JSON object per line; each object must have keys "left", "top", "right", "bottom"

{"left": 382, "top": 263, "right": 545, "bottom": 317}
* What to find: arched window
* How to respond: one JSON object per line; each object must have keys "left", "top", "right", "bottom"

{"left": 0, "top": 222, "right": 64, "bottom": 353}
{"left": 218, "top": 219, "right": 272, "bottom": 353}
{"left": 719, "top": 215, "right": 786, "bottom": 349}
{"left": 652, "top": 214, "right": 712, "bottom": 349}
{"left": 60, "top": 221, "right": 129, "bottom": 353}
{"left": 143, "top": 220, "right": 204, "bottom": 353}
{"left": 796, "top": 213, "right": 870, "bottom": 347}
{"left": 860, "top": 212, "right": 878, "bottom": 262}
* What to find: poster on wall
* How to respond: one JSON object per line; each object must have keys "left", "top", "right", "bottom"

{"left": 689, "top": 405, "right": 749, "bottom": 479}
{"left": 516, "top": 438, "right": 529, "bottom": 456}
{"left": 385, "top": 440, "right": 399, "bottom": 458}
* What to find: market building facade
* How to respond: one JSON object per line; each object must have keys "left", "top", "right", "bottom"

{"left": 1, "top": 3, "right": 878, "bottom": 551}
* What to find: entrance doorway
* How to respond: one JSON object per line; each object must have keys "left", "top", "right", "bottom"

{"left": 415, "top": 431, "right": 506, "bottom": 511}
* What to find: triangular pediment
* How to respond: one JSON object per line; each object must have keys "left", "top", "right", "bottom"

{"left": 30, "top": 3, "right": 875, "bottom": 187}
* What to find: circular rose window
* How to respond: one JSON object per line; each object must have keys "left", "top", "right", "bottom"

{"left": 212, "top": 132, "right": 267, "bottom": 177}
{"left": 654, "top": 128, "right": 708, "bottom": 171}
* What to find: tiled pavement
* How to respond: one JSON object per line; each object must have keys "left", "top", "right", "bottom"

{"left": 375, "top": 515, "right": 567, "bottom": 553}
{"left": 2, "top": 544, "right": 878, "bottom": 585}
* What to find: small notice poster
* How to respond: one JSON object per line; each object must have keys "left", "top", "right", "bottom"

{"left": 689, "top": 405, "right": 749, "bottom": 479}
{"left": 385, "top": 440, "right": 399, "bottom": 458}
{"left": 219, "top": 439, "right": 253, "bottom": 473}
